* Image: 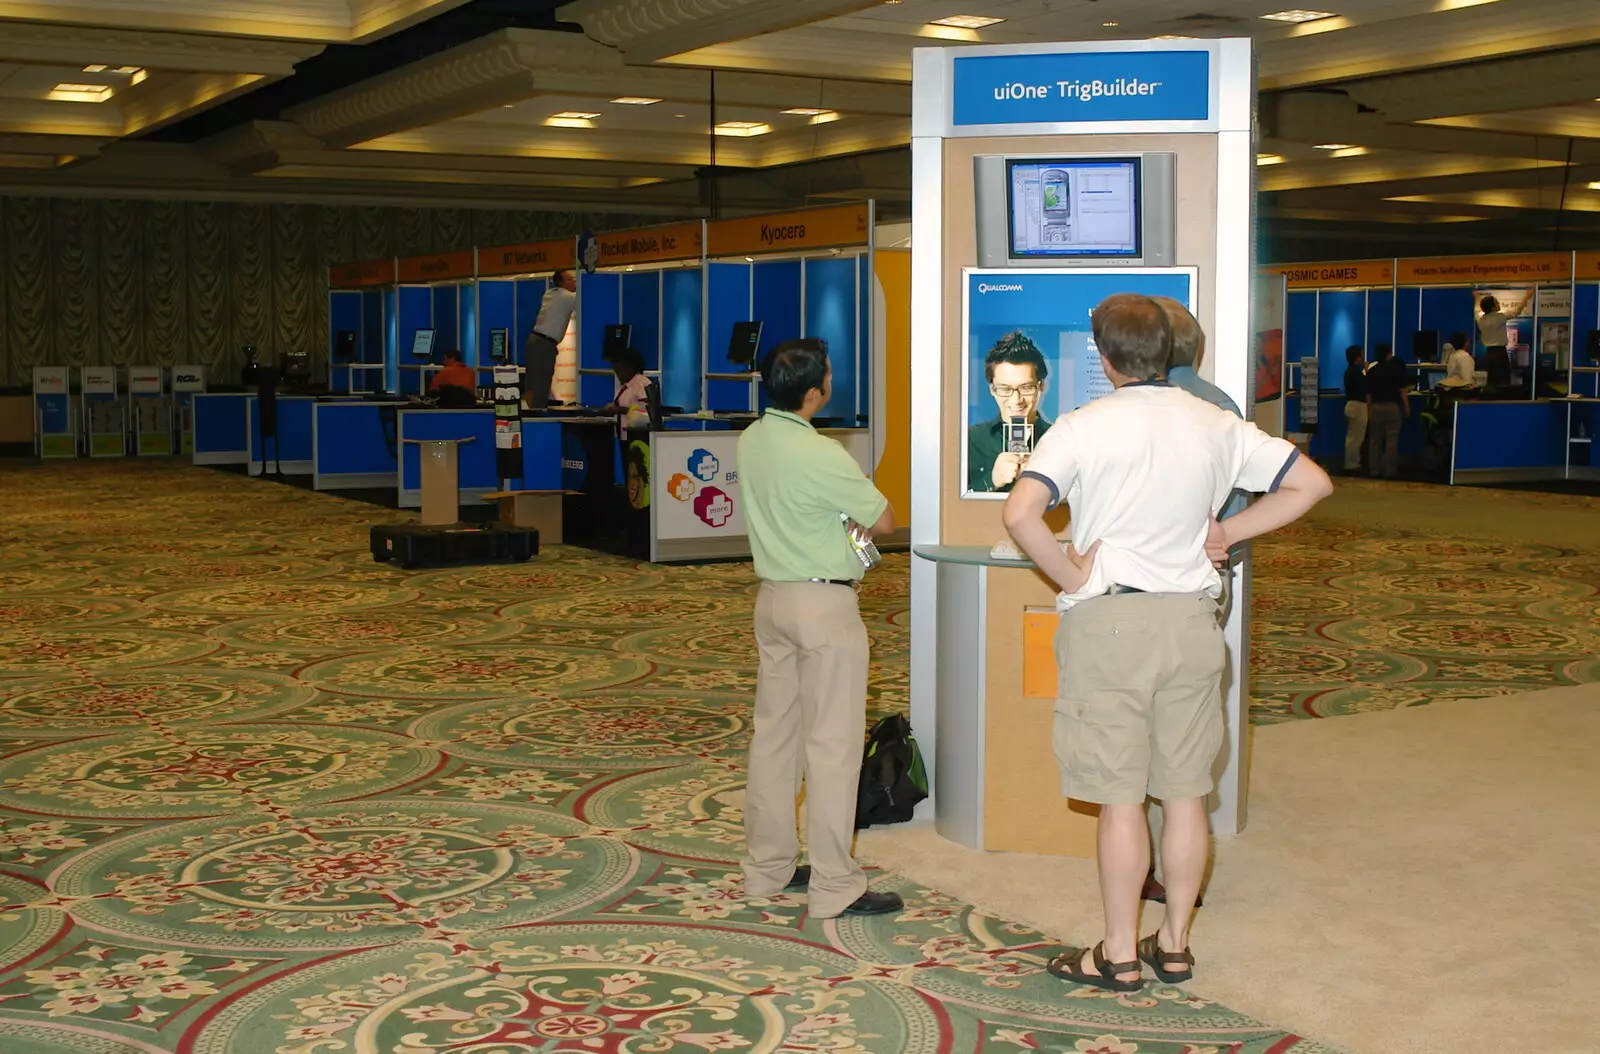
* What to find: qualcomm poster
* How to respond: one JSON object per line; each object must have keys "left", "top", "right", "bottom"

{"left": 963, "top": 267, "right": 1193, "bottom": 498}
{"left": 653, "top": 434, "right": 746, "bottom": 539}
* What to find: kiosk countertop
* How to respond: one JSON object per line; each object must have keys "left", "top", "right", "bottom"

{"left": 915, "top": 544, "right": 1039, "bottom": 568}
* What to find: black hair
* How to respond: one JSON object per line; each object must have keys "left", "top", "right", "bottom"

{"left": 1345, "top": 344, "right": 1364, "bottom": 364}
{"left": 442, "top": 349, "right": 463, "bottom": 364}
{"left": 1375, "top": 342, "right": 1394, "bottom": 362}
{"left": 760, "top": 338, "right": 829, "bottom": 411}
{"left": 1450, "top": 331, "right": 1468, "bottom": 349}
{"left": 984, "top": 331, "right": 1049, "bottom": 383}
{"left": 613, "top": 347, "right": 646, "bottom": 377}
{"left": 553, "top": 268, "right": 576, "bottom": 285}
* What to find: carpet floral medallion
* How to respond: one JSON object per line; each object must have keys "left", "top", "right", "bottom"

{"left": 6, "top": 460, "right": 1591, "bottom": 1053}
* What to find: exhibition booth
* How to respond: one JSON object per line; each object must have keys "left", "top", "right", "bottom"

{"left": 908, "top": 39, "right": 1258, "bottom": 856}
{"left": 184, "top": 205, "right": 882, "bottom": 562}
{"left": 1270, "top": 249, "right": 1600, "bottom": 482}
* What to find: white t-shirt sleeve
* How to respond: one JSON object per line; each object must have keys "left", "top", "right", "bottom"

{"left": 1231, "top": 419, "right": 1300, "bottom": 494}
{"left": 1017, "top": 416, "right": 1078, "bottom": 507}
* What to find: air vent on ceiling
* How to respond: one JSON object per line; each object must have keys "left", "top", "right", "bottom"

{"left": 1172, "top": 13, "right": 1244, "bottom": 25}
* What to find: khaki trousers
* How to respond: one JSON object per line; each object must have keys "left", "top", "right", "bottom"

{"left": 742, "top": 580, "right": 870, "bottom": 918}
{"left": 1343, "top": 400, "right": 1368, "bottom": 470}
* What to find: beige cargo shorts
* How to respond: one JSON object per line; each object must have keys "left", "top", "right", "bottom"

{"left": 1052, "top": 591, "right": 1225, "bottom": 806}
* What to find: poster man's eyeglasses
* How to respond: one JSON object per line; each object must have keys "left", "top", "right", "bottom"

{"left": 991, "top": 383, "right": 1040, "bottom": 398}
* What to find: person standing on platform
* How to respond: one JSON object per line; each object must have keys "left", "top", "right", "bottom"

{"left": 1477, "top": 292, "right": 1531, "bottom": 391}
{"left": 1343, "top": 345, "right": 1370, "bottom": 473}
{"left": 1002, "top": 294, "right": 1332, "bottom": 992}
{"left": 737, "top": 339, "right": 901, "bottom": 920}
{"left": 1366, "top": 343, "right": 1409, "bottom": 480}
{"left": 524, "top": 268, "right": 578, "bottom": 410}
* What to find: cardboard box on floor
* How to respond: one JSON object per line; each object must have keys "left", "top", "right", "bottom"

{"left": 483, "top": 490, "right": 580, "bottom": 544}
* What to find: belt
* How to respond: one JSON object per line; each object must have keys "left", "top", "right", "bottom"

{"left": 1104, "top": 584, "right": 1145, "bottom": 595}
{"left": 532, "top": 331, "right": 561, "bottom": 344}
{"left": 806, "top": 578, "right": 859, "bottom": 589}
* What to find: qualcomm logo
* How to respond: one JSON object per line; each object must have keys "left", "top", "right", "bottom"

{"left": 688, "top": 448, "right": 720, "bottom": 482}
{"left": 978, "top": 283, "right": 1024, "bottom": 294}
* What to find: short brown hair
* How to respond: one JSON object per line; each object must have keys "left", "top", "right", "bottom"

{"left": 1150, "top": 296, "right": 1203, "bottom": 369}
{"left": 1092, "top": 294, "right": 1173, "bottom": 381}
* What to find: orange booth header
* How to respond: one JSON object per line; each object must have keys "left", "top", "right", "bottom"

{"left": 1575, "top": 251, "right": 1600, "bottom": 281}
{"left": 596, "top": 222, "right": 703, "bottom": 267}
{"left": 1397, "top": 252, "right": 1571, "bottom": 286}
{"left": 329, "top": 259, "right": 396, "bottom": 288}
{"left": 1269, "top": 260, "right": 1393, "bottom": 289}
{"left": 478, "top": 238, "right": 576, "bottom": 277}
{"left": 707, "top": 203, "right": 870, "bottom": 257}
{"left": 397, "top": 250, "right": 475, "bottom": 284}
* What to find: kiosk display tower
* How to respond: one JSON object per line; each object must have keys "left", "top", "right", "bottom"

{"left": 910, "top": 39, "right": 1256, "bottom": 855}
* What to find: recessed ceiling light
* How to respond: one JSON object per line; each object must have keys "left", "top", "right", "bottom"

{"left": 673, "top": 113, "right": 687, "bottom": 118}
{"left": 782, "top": 107, "right": 830, "bottom": 116}
{"left": 112, "top": 66, "right": 143, "bottom": 76}
{"left": 50, "top": 83, "right": 113, "bottom": 102}
{"left": 1102, "top": 21, "right": 1120, "bottom": 27}
{"left": 714, "top": 121, "right": 771, "bottom": 137}
{"left": 1256, "top": 153, "right": 1286, "bottom": 166}
{"left": 1587, "top": 181, "right": 1600, "bottom": 190}
{"left": 1151, "top": 34, "right": 1197, "bottom": 39}
{"left": 1259, "top": 9, "right": 1338, "bottom": 23}
{"left": 545, "top": 117, "right": 595, "bottom": 129}
{"left": 550, "top": 111, "right": 601, "bottom": 120}
{"left": 1313, "top": 142, "right": 1354, "bottom": 150}
{"left": 930, "top": 15, "right": 1006, "bottom": 29}
{"left": 81, "top": 64, "right": 108, "bottom": 73}
{"left": 611, "top": 97, "right": 661, "bottom": 105}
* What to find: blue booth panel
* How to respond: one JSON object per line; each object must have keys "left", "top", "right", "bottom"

{"left": 579, "top": 272, "right": 622, "bottom": 406}
{"left": 1453, "top": 401, "right": 1566, "bottom": 480}
{"left": 621, "top": 272, "right": 662, "bottom": 371}
{"left": 858, "top": 256, "right": 872, "bottom": 422}
{"left": 312, "top": 402, "right": 400, "bottom": 489}
{"left": 515, "top": 278, "right": 547, "bottom": 359}
{"left": 707, "top": 262, "right": 755, "bottom": 412}
{"left": 661, "top": 269, "right": 703, "bottom": 413}
{"left": 1421, "top": 288, "right": 1474, "bottom": 354}
{"left": 1316, "top": 290, "right": 1366, "bottom": 392}
{"left": 1367, "top": 289, "right": 1396, "bottom": 360}
{"left": 248, "top": 396, "right": 315, "bottom": 474}
{"left": 518, "top": 420, "right": 565, "bottom": 491}
{"left": 192, "top": 393, "right": 250, "bottom": 464}
{"left": 396, "top": 409, "right": 500, "bottom": 506}
{"left": 805, "top": 256, "right": 858, "bottom": 420}
{"left": 1285, "top": 290, "right": 1317, "bottom": 371}
{"left": 479, "top": 280, "right": 516, "bottom": 374}
{"left": 1575, "top": 283, "right": 1599, "bottom": 332}
{"left": 397, "top": 286, "right": 434, "bottom": 395}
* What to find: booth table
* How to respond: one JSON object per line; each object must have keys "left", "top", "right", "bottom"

{"left": 1451, "top": 398, "right": 1600, "bottom": 483}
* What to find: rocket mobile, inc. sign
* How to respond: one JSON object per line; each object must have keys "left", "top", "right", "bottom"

{"left": 952, "top": 50, "right": 1209, "bottom": 126}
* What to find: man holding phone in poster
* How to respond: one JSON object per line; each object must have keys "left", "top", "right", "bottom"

{"left": 967, "top": 331, "right": 1054, "bottom": 492}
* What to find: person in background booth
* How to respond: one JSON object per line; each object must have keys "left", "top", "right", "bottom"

{"left": 602, "top": 347, "right": 653, "bottom": 439}
{"left": 1477, "top": 292, "right": 1531, "bottom": 390}
{"left": 429, "top": 349, "right": 477, "bottom": 407}
{"left": 968, "top": 331, "right": 1053, "bottom": 493}
{"left": 524, "top": 268, "right": 578, "bottom": 410}
{"left": 1443, "top": 331, "right": 1478, "bottom": 389}
{"left": 1366, "top": 342, "right": 1409, "bottom": 480}
{"left": 1343, "top": 345, "right": 1370, "bottom": 473}
{"left": 1001, "top": 293, "right": 1332, "bottom": 993}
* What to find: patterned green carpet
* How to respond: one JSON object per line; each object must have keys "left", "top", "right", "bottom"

{"left": 0, "top": 461, "right": 1591, "bottom": 1053}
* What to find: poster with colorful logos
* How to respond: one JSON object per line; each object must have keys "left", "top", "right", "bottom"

{"left": 963, "top": 267, "right": 1194, "bottom": 498}
{"left": 652, "top": 433, "right": 746, "bottom": 541}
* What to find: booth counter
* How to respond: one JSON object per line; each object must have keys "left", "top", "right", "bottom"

{"left": 1452, "top": 398, "right": 1599, "bottom": 484}
{"left": 192, "top": 393, "right": 251, "bottom": 465}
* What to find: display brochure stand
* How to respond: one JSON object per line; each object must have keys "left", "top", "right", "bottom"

{"left": 129, "top": 366, "right": 171, "bottom": 456}
{"left": 32, "top": 366, "right": 74, "bottom": 459}
{"left": 371, "top": 437, "right": 539, "bottom": 568}
{"left": 172, "top": 365, "right": 206, "bottom": 454}
{"left": 80, "top": 366, "right": 125, "bottom": 457}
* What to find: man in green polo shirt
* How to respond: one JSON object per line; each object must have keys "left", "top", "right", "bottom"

{"left": 736, "top": 338, "right": 900, "bottom": 920}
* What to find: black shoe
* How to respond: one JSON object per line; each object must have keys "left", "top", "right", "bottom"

{"left": 841, "top": 890, "right": 903, "bottom": 916}
{"left": 784, "top": 866, "right": 811, "bottom": 890}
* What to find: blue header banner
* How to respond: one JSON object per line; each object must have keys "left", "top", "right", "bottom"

{"left": 952, "top": 50, "right": 1210, "bottom": 126}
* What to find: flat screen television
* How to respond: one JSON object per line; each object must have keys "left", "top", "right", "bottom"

{"left": 333, "top": 329, "right": 357, "bottom": 363}
{"left": 974, "top": 152, "right": 1174, "bottom": 268}
{"left": 411, "top": 328, "right": 436, "bottom": 359}
{"left": 727, "top": 321, "right": 763, "bottom": 368}
{"left": 488, "top": 327, "right": 509, "bottom": 362}
{"left": 602, "top": 324, "right": 632, "bottom": 361}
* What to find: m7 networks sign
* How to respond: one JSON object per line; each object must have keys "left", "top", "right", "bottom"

{"left": 952, "top": 50, "right": 1209, "bottom": 126}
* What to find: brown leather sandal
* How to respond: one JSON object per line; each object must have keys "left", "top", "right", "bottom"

{"left": 1137, "top": 933, "right": 1195, "bottom": 984}
{"left": 1046, "top": 942, "right": 1144, "bottom": 992}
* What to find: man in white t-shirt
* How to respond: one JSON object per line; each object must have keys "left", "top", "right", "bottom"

{"left": 1001, "top": 293, "right": 1333, "bottom": 993}
{"left": 1442, "top": 330, "right": 1478, "bottom": 389}
{"left": 524, "top": 268, "right": 578, "bottom": 410}
{"left": 1476, "top": 291, "right": 1530, "bottom": 390}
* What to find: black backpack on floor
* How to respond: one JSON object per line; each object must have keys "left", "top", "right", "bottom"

{"left": 855, "top": 713, "right": 929, "bottom": 830}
